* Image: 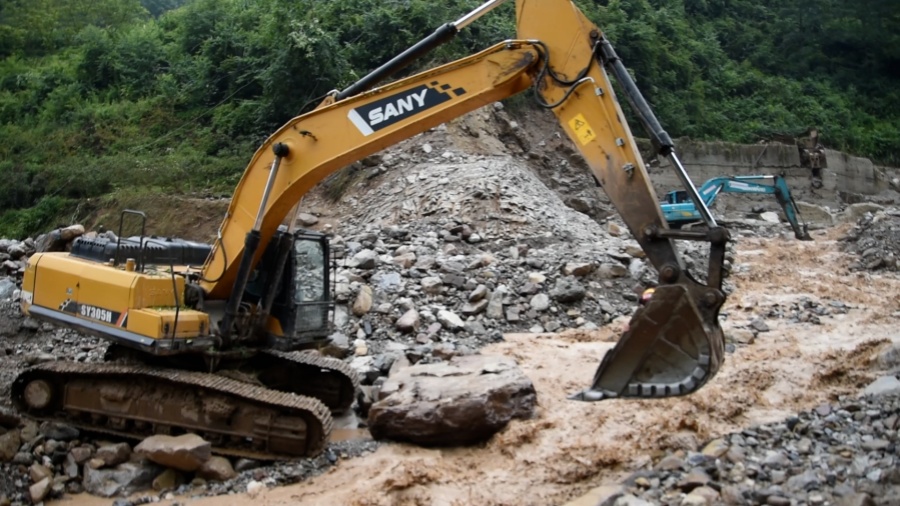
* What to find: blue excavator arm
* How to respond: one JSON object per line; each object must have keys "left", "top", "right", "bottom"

{"left": 662, "top": 175, "right": 812, "bottom": 240}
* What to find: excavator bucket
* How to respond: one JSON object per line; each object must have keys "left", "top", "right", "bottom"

{"left": 570, "top": 284, "right": 725, "bottom": 401}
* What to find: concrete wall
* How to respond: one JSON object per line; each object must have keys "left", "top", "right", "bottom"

{"left": 647, "top": 139, "right": 884, "bottom": 200}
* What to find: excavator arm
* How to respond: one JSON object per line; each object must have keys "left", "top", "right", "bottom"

{"left": 198, "top": 0, "right": 730, "bottom": 400}
{"left": 663, "top": 175, "right": 812, "bottom": 240}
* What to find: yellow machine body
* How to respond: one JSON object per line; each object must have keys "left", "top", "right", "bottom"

{"left": 21, "top": 252, "right": 210, "bottom": 349}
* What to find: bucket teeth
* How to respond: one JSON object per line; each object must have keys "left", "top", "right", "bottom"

{"left": 571, "top": 284, "right": 724, "bottom": 402}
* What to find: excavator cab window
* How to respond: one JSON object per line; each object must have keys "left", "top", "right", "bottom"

{"left": 269, "top": 232, "right": 333, "bottom": 345}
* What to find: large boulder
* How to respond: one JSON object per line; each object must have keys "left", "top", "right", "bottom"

{"left": 367, "top": 354, "right": 536, "bottom": 446}
{"left": 134, "top": 433, "right": 211, "bottom": 472}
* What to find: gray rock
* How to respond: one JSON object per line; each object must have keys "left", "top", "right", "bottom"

{"left": 296, "top": 213, "right": 319, "bottom": 226}
{"left": 39, "top": 421, "right": 80, "bottom": 441}
{"left": 82, "top": 461, "right": 161, "bottom": 497}
{"left": 550, "top": 277, "right": 586, "bottom": 303}
{"left": 421, "top": 276, "right": 443, "bottom": 295}
{"left": 352, "top": 249, "right": 378, "bottom": 269}
{"left": 468, "top": 284, "right": 489, "bottom": 302}
{"left": 0, "top": 278, "right": 15, "bottom": 300}
{"left": 863, "top": 376, "right": 900, "bottom": 397}
{"left": 530, "top": 293, "right": 550, "bottom": 311}
{"left": 461, "top": 299, "right": 488, "bottom": 316}
{"left": 437, "top": 309, "right": 465, "bottom": 331}
{"left": 368, "top": 355, "right": 536, "bottom": 445}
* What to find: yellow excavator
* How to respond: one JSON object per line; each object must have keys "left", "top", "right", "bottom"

{"left": 16, "top": 0, "right": 730, "bottom": 458}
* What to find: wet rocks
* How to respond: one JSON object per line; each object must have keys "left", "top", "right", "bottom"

{"left": 842, "top": 207, "right": 900, "bottom": 272}
{"left": 615, "top": 391, "right": 900, "bottom": 506}
{"left": 368, "top": 355, "right": 536, "bottom": 445}
{"left": 83, "top": 461, "right": 162, "bottom": 497}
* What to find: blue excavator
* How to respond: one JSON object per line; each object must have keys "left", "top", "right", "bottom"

{"left": 662, "top": 175, "right": 813, "bottom": 240}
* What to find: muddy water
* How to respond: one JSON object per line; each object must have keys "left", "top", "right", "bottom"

{"left": 51, "top": 230, "right": 900, "bottom": 506}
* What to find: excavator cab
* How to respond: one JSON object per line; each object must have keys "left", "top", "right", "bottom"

{"left": 244, "top": 229, "right": 334, "bottom": 349}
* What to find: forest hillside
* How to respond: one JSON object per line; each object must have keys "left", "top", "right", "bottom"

{"left": 1, "top": 0, "right": 898, "bottom": 237}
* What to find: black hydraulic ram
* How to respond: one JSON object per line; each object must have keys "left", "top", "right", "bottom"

{"left": 219, "top": 142, "right": 290, "bottom": 345}
{"left": 335, "top": 0, "right": 512, "bottom": 100}
{"left": 594, "top": 34, "right": 718, "bottom": 229}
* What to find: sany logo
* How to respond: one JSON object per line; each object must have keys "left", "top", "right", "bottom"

{"left": 367, "top": 89, "right": 428, "bottom": 126}
{"left": 348, "top": 82, "right": 466, "bottom": 136}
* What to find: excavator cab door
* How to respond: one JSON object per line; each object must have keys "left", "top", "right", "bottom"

{"left": 253, "top": 231, "right": 334, "bottom": 349}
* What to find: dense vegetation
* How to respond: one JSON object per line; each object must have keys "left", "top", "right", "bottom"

{"left": 1, "top": 0, "right": 897, "bottom": 237}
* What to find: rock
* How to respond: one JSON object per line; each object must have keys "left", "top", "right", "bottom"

{"left": 728, "top": 328, "right": 756, "bottom": 345}
{"left": 484, "top": 285, "right": 507, "bottom": 319}
{"left": 530, "top": 293, "right": 550, "bottom": 311}
{"left": 134, "top": 433, "right": 211, "bottom": 472}
{"left": 349, "top": 249, "right": 375, "bottom": 269}
{"left": 468, "top": 284, "right": 489, "bottom": 302}
{"left": 152, "top": 468, "right": 186, "bottom": 491}
{"left": 70, "top": 445, "right": 93, "bottom": 465}
{"left": 461, "top": 299, "right": 488, "bottom": 316}
{"left": 368, "top": 355, "right": 536, "bottom": 445}
{"left": 352, "top": 285, "right": 373, "bottom": 316}
{"left": 29, "top": 463, "right": 53, "bottom": 483}
{"left": 0, "top": 430, "right": 20, "bottom": 462}
{"left": 247, "top": 480, "right": 265, "bottom": 498}
{"left": 82, "top": 461, "right": 161, "bottom": 497}
{"left": 59, "top": 224, "right": 85, "bottom": 241}
{"left": 234, "top": 458, "right": 261, "bottom": 472}
{"left": 393, "top": 251, "right": 417, "bottom": 269}
{"left": 395, "top": 309, "right": 420, "bottom": 333}
{"left": 198, "top": 456, "right": 237, "bottom": 482}
{"left": 563, "top": 262, "right": 594, "bottom": 277}
{"left": 0, "top": 279, "right": 15, "bottom": 300}
{"left": 607, "top": 223, "right": 623, "bottom": 236}
{"left": 701, "top": 438, "right": 729, "bottom": 458}
{"left": 863, "top": 376, "right": 900, "bottom": 397}
{"left": 750, "top": 318, "right": 770, "bottom": 333}
{"left": 421, "top": 276, "right": 443, "bottom": 295}
{"left": 39, "top": 421, "right": 80, "bottom": 441}
{"left": 797, "top": 202, "right": 835, "bottom": 226}
{"left": 760, "top": 211, "right": 781, "bottom": 223}
{"left": 296, "top": 212, "right": 319, "bottom": 226}
{"left": 95, "top": 442, "right": 131, "bottom": 467}
{"left": 29, "top": 477, "right": 51, "bottom": 503}
{"left": 550, "top": 277, "right": 586, "bottom": 303}
{"left": 436, "top": 309, "right": 465, "bottom": 331}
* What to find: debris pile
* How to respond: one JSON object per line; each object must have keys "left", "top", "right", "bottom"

{"left": 610, "top": 390, "right": 900, "bottom": 506}
{"left": 841, "top": 207, "right": 900, "bottom": 272}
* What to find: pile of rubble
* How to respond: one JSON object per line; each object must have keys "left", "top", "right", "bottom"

{"left": 841, "top": 207, "right": 900, "bottom": 272}
{"left": 592, "top": 343, "right": 900, "bottom": 506}
{"left": 0, "top": 410, "right": 378, "bottom": 504}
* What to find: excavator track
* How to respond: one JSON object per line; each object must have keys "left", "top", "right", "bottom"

{"left": 252, "top": 350, "right": 360, "bottom": 415}
{"left": 12, "top": 361, "right": 333, "bottom": 459}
